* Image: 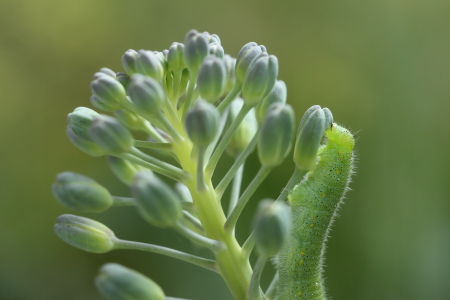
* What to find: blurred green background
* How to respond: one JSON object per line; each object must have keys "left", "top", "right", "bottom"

{"left": 1, "top": 0, "right": 450, "bottom": 299}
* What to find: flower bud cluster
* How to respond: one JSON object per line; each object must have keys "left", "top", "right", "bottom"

{"left": 53, "top": 29, "right": 338, "bottom": 300}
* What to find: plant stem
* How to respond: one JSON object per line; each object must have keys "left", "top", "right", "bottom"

{"left": 248, "top": 255, "right": 268, "bottom": 300}
{"left": 114, "top": 239, "right": 217, "bottom": 272}
{"left": 215, "top": 130, "right": 260, "bottom": 198}
{"left": 133, "top": 140, "right": 172, "bottom": 151}
{"left": 217, "top": 82, "right": 242, "bottom": 113}
{"left": 174, "top": 222, "right": 223, "bottom": 252}
{"left": 129, "top": 148, "right": 187, "bottom": 180}
{"left": 228, "top": 162, "right": 244, "bottom": 216}
{"left": 225, "top": 166, "right": 272, "bottom": 233}
{"left": 205, "top": 104, "right": 252, "bottom": 179}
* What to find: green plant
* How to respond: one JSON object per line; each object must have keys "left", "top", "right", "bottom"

{"left": 53, "top": 30, "right": 355, "bottom": 300}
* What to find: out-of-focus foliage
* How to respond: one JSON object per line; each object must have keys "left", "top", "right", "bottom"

{"left": 1, "top": 0, "right": 449, "bottom": 299}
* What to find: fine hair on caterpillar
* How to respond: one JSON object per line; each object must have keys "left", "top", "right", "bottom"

{"left": 276, "top": 123, "right": 355, "bottom": 300}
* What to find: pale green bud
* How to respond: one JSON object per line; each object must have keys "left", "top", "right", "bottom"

{"left": 255, "top": 80, "right": 287, "bottom": 123}
{"left": 127, "top": 74, "right": 165, "bottom": 116}
{"left": 197, "top": 56, "right": 226, "bottom": 103}
{"left": 113, "top": 109, "right": 145, "bottom": 131}
{"left": 136, "top": 50, "right": 164, "bottom": 81}
{"left": 66, "top": 126, "right": 106, "bottom": 157}
{"left": 241, "top": 53, "right": 278, "bottom": 106}
{"left": 122, "top": 49, "right": 139, "bottom": 75}
{"left": 185, "top": 100, "right": 219, "bottom": 147}
{"left": 67, "top": 107, "right": 101, "bottom": 140}
{"left": 107, "top": 156, "right": 141, "bottom": 185}
{"left": 93, "top": 68, "right": 116, "bottom": 79}
{"left": 222, "top": 54, "right": 236, "bottom": 97}
{"left": 209, "top": 43, "right": 224, "bottom": 58}
{"left": 202, "top": 31, "right": 221, "bottom": 45}
{"left": 115, "top": 72, "right": 131, "bottom": 89}
{"left": 225, "top": 98, "right": 258, "bottom": 157}
{"left": 96, "top": 263, "right": 165, "bottom": 300}
{"left": 184, "top": 29, "right": 209, "bottom": 74}
{"left": 293, "top": 105, "right": 330, "bottom": 171}
{"left": 54, "top": 214, "right": 116, "bottom": 253}
{"left": 52, "top": 172, "right": 113, "bottom": 212}
{"left": 131, "top": 170, "right": 182, "bottom": 227}
{"left": 235, "top": 42, "right": 266, "bottom": 84}
{"left": 91, "top": 76, "right": 127, "bottom": 112}
{"left": 167, "top": 42, "right": 185, "bottom": 72}
{"left": 258, "top": 103, "right": 295, "bottom": 167}
{"left": 88, "top": 115, "right": 134, "bottom": 155}
{"left": 253, "top": 199, "right": 291, "bottom": 256}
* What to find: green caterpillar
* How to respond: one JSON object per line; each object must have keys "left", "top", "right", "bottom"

{"left": 276, "top": 123, "right": 355, "bottom": 300}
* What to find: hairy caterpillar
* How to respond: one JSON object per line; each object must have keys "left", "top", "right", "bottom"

{"left": 276, "top": 123, "right": 355, "bottom": 300}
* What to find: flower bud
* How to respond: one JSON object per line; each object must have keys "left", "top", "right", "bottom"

{"left": 222, "top": 54, "right": 236, "bottom": 96}
{"left": 131, "top": 170, "right": 182, "bottom": 227}
{"left": 122, "top": 49, "right": 139, "bottom": 75}
{"left": 293, "top": 105, "right": 329, "bottom": 171}
{"left": 66, "top": 126, "right": 106, "bottom": 157}
{"left": 255, "top": 80, "right": 287, "bottom": 123}
{"left": 113, "top": 109, "right": 145, "bottom": 131}
{"left": 185, "top": 100, "right": 219, "bottom": 147}
{"left": 67, "top": 107, "right": 101, "bottom": 140}
{"left": 127, "top": 74, "right": 165, "bottom": 116}
{"left": 91, "top": 76, "right": 127, "bottom": 112}
{"left": 107, "top": 156, "right": 141, "bottom": 185}
{"left": 197, "top": 56, "right": 226, "bottom": 103}
{"left": 88, "top": 115, "right": 134, "bottom": 155}
{"left": 115, "top": 72, "right": 131, "bottom": 89}
{"left": 93, "top": 68, "right": 116, "bottom": 79}
{"left": 225, "top": 98, "right": 258, "bottom": 157}
{"left": 52, "top": 172, "right": 113, "bottom": 212}
{"left": 202, "top": 32, "right": 221, "bottom": 45}
{"left": 167, "top": 42, "right": 185, "bottom": 72}
{"left": 209, "top": 43, "right": 224, "bottom": 58}
{"left": 184, "top": 29, "right": 209, "bottom": 74}
{"left": 235, "top": 42, "right": 266, "bottom": 84}
{"left": 96, "top": 263, "right": 165, "bottom": 300}
{"left": 241, "top": 53, "right": 278, "bottom": 106}
{"left": 54, "top": 214, "right": 116, "bottom": 253}
{"left": 258, "top": 103, "right": 295, "bottom": 167}
{"left": 253, "top": 199, "right": 291, "bottom": 256}
{"left": 136, "top": 50, "right": 164, "bottom": 81}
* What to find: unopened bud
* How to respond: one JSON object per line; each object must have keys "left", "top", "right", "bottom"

{"left": 88, "top": 115, "right": 134, "bottom": 155}
{"left": 185, "top": 100, "right": 219, "bottom": 147}
{"left": 184, "top": 29, "right": 209, "bottom": 74}
{"left": 258, "top": 103, "right": 295, "bottom": 167}
{"left": 131, "top": 170, "right": 182, "bottom": 227}
{"left": 293, "top": 105, "right": 330, "bottom": 171}
{"left": 54, "top": 214, "right": 116, "bottom": 253}
{"left": 235, "top": 42, "right": 266, "bottom": 84}
{"left": 202, "top": 32, "right": 221, "bottom": 45}
{"left": 127, "top": 74, "right": 165, "bottom": 116}
{"left": 52, "top": 172, "right": 113, "bottom": 212}
{"left": 136, "top": 50, "right": 165, "bottom": 81}
{"left": 209, "top": 43, "right": 224, "bottom": 58}
{"left": 107, "top": 156, "right": 141, "bottom": 185}
{"left": 66, "top": 126, "right": 106, "bottom": 157}
{"left": 255, "top": 80, "right": 287, "bottom": 123}
{"left": 91, "top": 76, "right": 126, "bottom": 112}
{"left": 241, "top": 53, "right": 278, "bottom": 105}
{"left": 96, "top": 263, "right": 165, "bottom": 300}
{"left": 116, "top": 72, "right": 131, "bottom": 89}
{"left": 122, "top": 49, "right": 139, "bottom": 75}
{"left": 253, "top": 199, "right": 291, "bottom": 256}
{"left": 93, "top": 68, "right": 116, "bottom": 79}
{"left": 167, "top": 42, "right": 185, "bottom": 72}
{"left": 67, "top": 107, "right": 101, "bottom": 140}
{"left": 197, "top": 56, "right": 226, "bottom": 103}
{"left": 222, "top": 54, "right": 236, "bottom": 96}
{"left": 225, "top": 98, "right": 258, "bottom": 157}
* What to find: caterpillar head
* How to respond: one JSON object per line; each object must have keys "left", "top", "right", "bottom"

{"left": 326, "top": 123, "right": 355, "bottom": 150}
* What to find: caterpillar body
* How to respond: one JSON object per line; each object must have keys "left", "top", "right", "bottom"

{"left": 276, "top": 123, "right": 355, "bottom": 300}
